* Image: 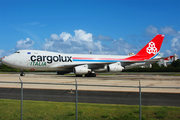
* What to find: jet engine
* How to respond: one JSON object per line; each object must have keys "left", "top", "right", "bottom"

{"left": 107, "top": 62, "right": 124, "bottom": 72}
{"left": 73, "top": 65, "right": 91, "bottom": 75}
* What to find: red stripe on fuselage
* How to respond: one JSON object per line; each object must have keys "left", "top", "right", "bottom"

{"left": 73, "top": 57, "right": 124, "bottom": 60}
{"left": 72, "top": 57, "right": 145, "bottom": 61}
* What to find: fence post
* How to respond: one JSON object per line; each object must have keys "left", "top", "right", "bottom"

{"left": 139, "top": 80, "right": 141, "bottom": 120}
{"left": 19, "top": 77, "right": 23, "bottom": 120}
{"left": 75, "top": 79, "right": 78, "bottom": 120}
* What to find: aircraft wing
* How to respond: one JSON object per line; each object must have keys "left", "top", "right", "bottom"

{"left": 121, "top": 57, "right": 166, "bottom": 70}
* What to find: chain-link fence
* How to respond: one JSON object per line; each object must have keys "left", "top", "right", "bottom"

{"left": 0, "top": 78, "right": 180, "bottom": 120}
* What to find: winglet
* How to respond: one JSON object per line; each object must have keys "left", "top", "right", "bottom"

{"left": 125, "top": 34, "right": 164, "bottom": 61}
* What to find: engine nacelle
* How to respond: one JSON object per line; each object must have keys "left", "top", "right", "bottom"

{"left": 73, "top": 65, "right": 91, "bottom": 75}
{"left": 107, "top": 62, "right": 124, "bottom": 72}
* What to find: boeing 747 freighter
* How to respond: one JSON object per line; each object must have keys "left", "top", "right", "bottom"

{"left": 1, "top": 34, "right": 164, "bottom": 77}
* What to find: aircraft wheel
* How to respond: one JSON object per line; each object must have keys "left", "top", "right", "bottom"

{"left": 20, "top": 70, "right": 25, "bottom": 76}
{"left": 85, "top": 73, "right": 96, "bottom": 77}
{"left": 85, "top": 74, "right": 90, "bottom": 77}
{"left": 92, "top": 73, "right": 96, "bottom": 77}
{"left": 20, "top": 73, "right": 25, "bottom": 76}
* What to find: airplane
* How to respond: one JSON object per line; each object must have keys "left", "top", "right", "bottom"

{"left": 1, "top": 34, "right": 164, "bottom": 77}
{"left": 163, "top": 55, "right": 174, "bottom": 61}
{"left": 157, "top": 55, "right": 175, "bottom": 67}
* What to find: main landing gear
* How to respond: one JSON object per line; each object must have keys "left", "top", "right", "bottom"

{"left": 85, "top": 73, "right": 96, "bottom": 77}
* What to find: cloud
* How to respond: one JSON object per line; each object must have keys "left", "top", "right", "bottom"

{"left": 94, "top": 35, "right": 113, "bottom": 41}
{"left": 161, "top": 27, "right": 180, "bottom": 56}
{"left": 161, "top": 26, "right": 176, "bottom": 35}
{"left": 74, "top": 29, "right": 93, "bottom": 42}
{"left": 6, "top": 27, "right": 175, "bottom": 58}
{"left": 146, "top": 25, "right": 158, "bottom": 36}
{"left": 50, "top": 34, "right": 59, "bottom": 40}
{"left": 108, "top": 38, "right": 138, "bottom": 55}
{"left": 161, "top": 26, "right": 180, "bottom": 38}
{"left": 49, "top": 32, "right": 72, "bottom": 41}
{"left": 15, "top": 38, "right": 34, "bottom": 49}
{"left": 171, "top": 38, "right": 178, "bottom": 47}
{"left": 0, "top": 49, "right": 5, "bottom": 58}
{"left": 165, "top": 50, "right": 172, "bottom": 56}
{"left": 0, "top": 49, "right": 16, "bottom": 58}
{"left": 42, "top": 29, "right": 142, "bottom": 55}
{"left": 44, "top": 38, "right": 54, "bottom": 49}
{"left": 43, "top": 29, "right": 102, "bottom": 54}
{"left": 171, "top": 38, "right": 180, "bottom": 53}
{"left": 94, "top": 41, "right": 103, "bottom": 52}
{"left": 60, "top": 32, "right": 72, "bottom": 41}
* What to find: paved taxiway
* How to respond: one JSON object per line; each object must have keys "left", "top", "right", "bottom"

{"left": 0, "top": 73, "right": 180, "bottom": 106}
{"left": 0, "top": 73, "right": 180, "bottom": 93}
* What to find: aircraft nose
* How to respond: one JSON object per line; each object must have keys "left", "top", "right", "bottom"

{"left": 2, "top": 56, "right": 14, "bottom": 66}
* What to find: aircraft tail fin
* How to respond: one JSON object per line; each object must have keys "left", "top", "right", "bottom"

{"left": 125, "top": 34, "right": 164, "bottom": 61}
{"left": 164, "top": 55, "right": 174, "bottom": 61}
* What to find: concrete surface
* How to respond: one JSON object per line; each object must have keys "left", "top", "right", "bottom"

{"left": 0, "top": 73, "right": 180, "bottom": 93}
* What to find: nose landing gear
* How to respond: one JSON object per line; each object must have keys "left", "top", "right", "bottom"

{"left": 20, "top": 70, "right": 25, "bottom": 76}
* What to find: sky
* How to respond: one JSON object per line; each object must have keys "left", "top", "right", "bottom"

{"left": 0, "top": 0, "right": 180, "bottom": 58}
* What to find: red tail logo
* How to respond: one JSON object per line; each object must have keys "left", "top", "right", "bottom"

{"left": 124, "top": 34, "right": 164, "bottom": 61}
{"left": 146, "top": 42, "right": 157, "bottom": 54}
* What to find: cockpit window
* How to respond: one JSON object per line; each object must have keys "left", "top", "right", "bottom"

{"left": 15, "top": 51, "right": 20, "bottom": 53}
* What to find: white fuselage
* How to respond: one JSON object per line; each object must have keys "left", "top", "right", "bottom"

{"left": 2, "top": 50, "right": 128, "bottom": 71}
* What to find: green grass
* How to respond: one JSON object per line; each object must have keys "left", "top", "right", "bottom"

{"left": 0, "top": 99, "right": 180, "bottom": 120}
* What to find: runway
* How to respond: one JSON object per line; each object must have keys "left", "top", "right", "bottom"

{"left": 0, "top": 88, "right": 180, "bottom": 106}
{"left": 0, "top": 73, "right": 180, "bottom": 106}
